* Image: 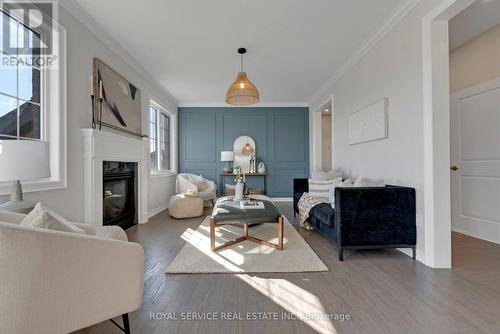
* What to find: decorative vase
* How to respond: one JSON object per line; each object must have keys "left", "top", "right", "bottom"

{"left": 249, "top": 156, "right": 256, "bottom": 173}
{"left": 235, "top": 181, "right": 244, "bottom": 200}
{"left": 258, "top": 161, "right": 266, "bottom": 173}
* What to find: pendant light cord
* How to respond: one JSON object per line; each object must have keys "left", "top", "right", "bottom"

{"left": 240, "top": 53, "right": 243, "bottom": 72}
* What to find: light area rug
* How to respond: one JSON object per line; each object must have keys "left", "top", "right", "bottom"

{"left": 166, "top": 216, "right": 329, "bottom": 274}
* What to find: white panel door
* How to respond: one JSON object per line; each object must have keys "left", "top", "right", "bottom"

{"left": 450, "top": 78, "right": 500, "bottom": 244}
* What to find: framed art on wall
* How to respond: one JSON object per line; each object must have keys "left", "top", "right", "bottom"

{"left": 93, "top": 58, "right": 142, "bottom": 136}
{"left": 348, "top": 97, "right": 388, "bottom": 145}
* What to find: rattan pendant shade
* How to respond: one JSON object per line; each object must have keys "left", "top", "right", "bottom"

{"left": 226, "top": 72, "right": 259, "bottom": 105}
{"left": 226, "top": 48, "right": 260, "bottom": 105}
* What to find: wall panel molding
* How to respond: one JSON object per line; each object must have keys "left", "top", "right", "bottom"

{"left": 272, "top": 113, "right": 307, "bottom": 162}
{"left": 182, "top": 111, "right": 217, "bottom": 162}
{"left": 179, "top": 107, "right": 309, "bottom": 197}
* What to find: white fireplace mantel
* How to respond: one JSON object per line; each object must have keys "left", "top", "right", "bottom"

{"left": 82, "top": 128, "right": 149, "bottom": 226}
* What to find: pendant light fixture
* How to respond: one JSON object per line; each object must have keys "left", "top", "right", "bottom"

{"left": 226, "top": 48, "right": 260, "bottom": 105}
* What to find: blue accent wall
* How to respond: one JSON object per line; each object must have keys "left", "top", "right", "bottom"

{"left": 178, "top": 107, "right": 309, "bottom": 197}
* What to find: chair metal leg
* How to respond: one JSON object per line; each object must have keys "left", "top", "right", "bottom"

{"left": 412, "top": 246, "right": 416, "bottom": 260}
{"left": 122, "top": 314, "right": 130, "bottom": 334}
{"left": 110, "top": 313, "right": 131, "bottom": 334}
{"left": 278, "top": 216, "right": 284, "bottom": 250}
{"left": 339, "top": 248, "right": 344, "bottom": 261}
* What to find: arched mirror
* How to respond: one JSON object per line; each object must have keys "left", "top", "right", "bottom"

{"left": 233, "top": 136, "right": 256, "bottom": 173}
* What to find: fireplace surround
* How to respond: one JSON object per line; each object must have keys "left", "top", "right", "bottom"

{"left": 82, "top": 129, "right": 149, "bottom": 226}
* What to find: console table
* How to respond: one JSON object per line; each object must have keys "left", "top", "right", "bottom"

{"left": 219, "top": 173, "right": 267, "bottom": 196}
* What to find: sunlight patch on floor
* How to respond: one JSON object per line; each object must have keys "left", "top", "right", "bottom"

{"left": 180, "top": 223, "right": 284, "bottom": 266}
{"left": 238, "top": 275, "right": 337, "bottom": 334}
{"left": 180, "top": 227, "right": 245, "bottom": 270}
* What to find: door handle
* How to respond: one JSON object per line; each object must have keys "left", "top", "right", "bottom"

{"left": 450, "top": 165, "right": 458, "bottom": 171}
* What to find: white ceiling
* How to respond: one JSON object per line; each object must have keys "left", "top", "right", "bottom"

{"left": 449, "top": 0, "right": 500, "bottom": 51}
{"left": 74, "top": 0, "right": 404, "bottom": 105}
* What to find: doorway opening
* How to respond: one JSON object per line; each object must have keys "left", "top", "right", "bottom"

{"left": 423, "top": 0, "right": 499, "bottom": 268}
{"left": 311, "top": 98, "right": 333, "bottom": 175}
{"left": 448, "top": 1, "right": 500, "bottom": 267}
{"left": 321, "top": 105, "right": 332, "bottom": 172}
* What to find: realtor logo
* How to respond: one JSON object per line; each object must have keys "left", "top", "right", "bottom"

{"left": 1, "top": 0, "right": 54, "bottom": 55}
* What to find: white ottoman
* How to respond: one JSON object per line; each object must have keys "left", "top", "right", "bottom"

{"left": 169, "top": 194, "right": 204, "bottom": 219}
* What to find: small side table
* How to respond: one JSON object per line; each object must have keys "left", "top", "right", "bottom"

{"left": 219, "top": 173, "right": 267, "bottom": 196}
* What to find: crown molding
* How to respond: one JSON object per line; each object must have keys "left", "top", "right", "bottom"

{"left": 59, "top": 0, "right": 179, "bottom": 109}
{"left": 178, "top": 102, "right": 310, "bottom": 108}
{"left": 309, "top": 0, "right": 421, "bottom": 111}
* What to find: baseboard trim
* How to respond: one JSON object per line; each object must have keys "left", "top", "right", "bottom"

{"left": 148, "top": 203, "right": 169, "bottom": 219}
{"left": 398, "top": 248, "right": 424, "bottom": 263}
{"left": 452, "top": 227, "right": 500, "bottom": 245}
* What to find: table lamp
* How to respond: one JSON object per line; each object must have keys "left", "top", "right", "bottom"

{"left": 220, "top": 151, "right": 234, "bottom": 173}
{"left": 0, "top": 140, "right": 50, "bottom": 213}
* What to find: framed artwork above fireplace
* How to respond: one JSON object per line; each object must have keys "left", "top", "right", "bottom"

{"left": 93, "top": 57, "right": 142, "bottom": 136}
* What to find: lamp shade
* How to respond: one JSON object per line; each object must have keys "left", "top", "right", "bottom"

{"left": 241, "top": 143, "right": 254, "bottom": 156}
{"left": 226, "top": 72, "right": 260, "bottom": 105}
{"left": 0, "top": 140, "right": 50, "bottom": 181}
{"left": 220, "top": 151, "right": 234, "bottom": 162}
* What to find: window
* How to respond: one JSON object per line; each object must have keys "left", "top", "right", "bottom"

{"left": 0, "top": 10, "right": 67, "bottom": 195}
{"left": 0, "top": 11, "right": 42, "bottom": 140}
{"left": 149, "top": 106, "right": 157, "bottom": 170}
{"left": 150, "top": 102, "right": 173, "bottom": 173}
{"left": 160, "top": 112, "right": 170, "bottom": 170}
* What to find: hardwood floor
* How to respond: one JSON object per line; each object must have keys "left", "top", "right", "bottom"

{"left": 76, "top": 203, "right": 500, "bottom": 334}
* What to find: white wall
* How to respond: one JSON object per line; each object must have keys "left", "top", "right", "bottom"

{"left": 450, "top": 23, "right": 500, "bottom": 93}
{"left": 148, "top": 175, "right": 177, "bottom": 217}
{"left": 0, "top": 4, "right": 178, "bottom": 222}
{"left": 310, "top": 0, "right": 447, "bottom": 261}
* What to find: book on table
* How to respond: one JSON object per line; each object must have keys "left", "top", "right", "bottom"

{"left": 240, "top": 200, "right": 264, "bottom": 209}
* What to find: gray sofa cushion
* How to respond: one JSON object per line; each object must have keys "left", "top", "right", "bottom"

{"left": 212, "top": 199, "right": 280, "bottom": 224}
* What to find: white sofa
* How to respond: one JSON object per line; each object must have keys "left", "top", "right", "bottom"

{"left": 0, "top": 210, "right": 144, "bottom": 334}
{"left": 176, "top": 173, "right": 217, "bottom": 206}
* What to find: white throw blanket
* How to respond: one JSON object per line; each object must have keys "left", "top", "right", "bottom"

{"left": 297, "top": 193, "right": 329, "bottom": 230}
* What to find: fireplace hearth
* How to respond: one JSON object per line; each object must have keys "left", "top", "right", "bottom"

{"left": 103, "top": 161, "right": 137, "bottom": 230}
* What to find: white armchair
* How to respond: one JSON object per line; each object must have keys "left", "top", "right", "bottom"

{"left": 0, "top": 210, "right": 144, "bottom": 334}
{"left": 176, "top": 173, "right": 217, "bottom": 206}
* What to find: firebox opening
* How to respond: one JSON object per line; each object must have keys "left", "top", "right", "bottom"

{"left": 103, "top": 161, "right": 137, "bottom": 230}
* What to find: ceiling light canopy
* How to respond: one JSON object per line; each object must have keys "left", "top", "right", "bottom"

{"left": 226, "top": 48, "right": 260, "bottom": 105}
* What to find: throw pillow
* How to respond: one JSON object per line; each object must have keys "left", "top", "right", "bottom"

{"left": 340, "top": 178, "right": 355, "bottom": 187}
{"left": 21, "top": 202, "right": 87, "bottom": 234}
{"left": 311, "top": 168, "right": 343, "bottom": 181}
{"left": 308, "top": 177, "right": 342, "bottom": 199}
{"left": 353, "top": 177, "right": 385, "bottom": 187}
{"left": 328, "top": 178, "right": 354, "bottom": 208}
